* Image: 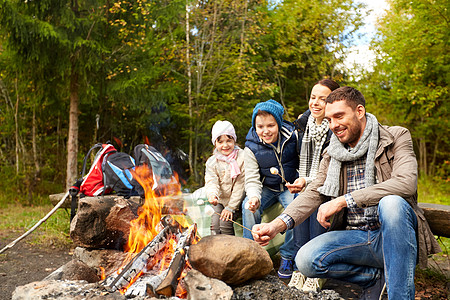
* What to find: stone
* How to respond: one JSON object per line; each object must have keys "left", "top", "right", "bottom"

{"left": 184, "top": 269, "right": 233, "bottom": 300}
{"left": 12, "top": 280, "right": 124, "bottom": 300}
{"left": 73, "top": 247, "right": 129, "bottom": 277}
{"left": 44, "top": 260, "right": 100, "bottom": 283}
{"left": 188, "top": 235, "right": 273, "bottom": 285}
{"left": 70, "top": 196, "right": 139, "bottom": 249}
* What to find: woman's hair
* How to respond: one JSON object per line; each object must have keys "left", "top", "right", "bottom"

{"left": 316, "top": 78, "right": 340, "bottom": 92}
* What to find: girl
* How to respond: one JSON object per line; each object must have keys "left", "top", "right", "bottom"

{"left": 205, "top": 120, "right": 245, "bottom": 235}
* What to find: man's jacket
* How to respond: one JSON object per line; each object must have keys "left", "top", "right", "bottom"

{"left": 284, "top": 124, "right": 441, "bottom": 268}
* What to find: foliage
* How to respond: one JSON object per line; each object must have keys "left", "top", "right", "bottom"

{"left": 360, "top": 0, "right": 449, "bottom": 178}
{"left": 1, "top": 0, "right": 447, "bottom": 198}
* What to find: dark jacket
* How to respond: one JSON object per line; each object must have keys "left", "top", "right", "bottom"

{"left": 245, "top": 120, "right": 299, "bottom": 191}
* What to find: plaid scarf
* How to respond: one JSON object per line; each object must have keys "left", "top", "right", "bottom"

{"left": 298, "top": 115, "right": 329, "bottom": 180}
{"left": 318, "top": 113, "right": 379, "bottom": 197}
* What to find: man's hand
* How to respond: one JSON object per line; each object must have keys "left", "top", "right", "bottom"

{"left": 286, "top": 177, "right": 306, "bottom": 194}
{"left": 252, "top": 218, "right": 287, "bottom": 246}
{"left": 208, "top": 195, "right": 218, "bottom": 206}
{"left": 220, "top": 209, "right": 233, "bottom": 221}
{"left": 246, "top": 197, "right": 260, "bottom": 213}
{"left": 317, "top": 196, "right": 347, "bottom": 229}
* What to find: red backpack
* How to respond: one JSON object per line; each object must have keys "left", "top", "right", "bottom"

{"left": 79, "top": 143, "right": 117, "bottom": 196}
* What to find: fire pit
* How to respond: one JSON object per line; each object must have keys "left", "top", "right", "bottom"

{"left": 10, "top": 165, "right": 348, "bottom": 299}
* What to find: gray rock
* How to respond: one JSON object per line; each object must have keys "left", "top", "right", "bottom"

{"left": 188, "top": 235, "right": 273, "bottom": 285}
{"left": 44, "top": 260, "right": 100, "bottom": 283}
{"left": 70, "top": 196, "right": 139, "bottom": 249}
{"left": 73, "top": 247, "right": 128, "bottom": 277}
{"left": 184, "top": 269, "right": 233, "bottom": 300}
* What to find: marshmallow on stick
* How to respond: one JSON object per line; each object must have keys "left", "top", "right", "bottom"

{"left": 270, "top": 167, "right": 287, "bottom": 182}
{"left": 204, "top": 205, "right": 256, "bottom": 234}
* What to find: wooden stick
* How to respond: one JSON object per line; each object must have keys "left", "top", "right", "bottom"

{"left": 0, "top": 191, "right": 70, "bottom": 254}
{"left": 213, "top": 212, "right": 256, "bottom": 234}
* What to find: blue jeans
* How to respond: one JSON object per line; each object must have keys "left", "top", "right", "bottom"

{"left": 242, "top": 187, "right": 296, "bottom": 260}
{"left": 295, "top": 195, "right": 418, "bottom": 299}
{"left": 293, "top": 209, "right": 327, "bottom": 253}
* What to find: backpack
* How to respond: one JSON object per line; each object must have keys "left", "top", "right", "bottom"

{"left": 79, "top": 143, "right": 117, "bottom": 197}
{"left": 133, "top": 144, "right": 174, "bottom": 190}
{"left": 69, "top": 143, "right": 117, "bottom": 221}
{"left": 103, "top": 152, "right": 143, "bottom": 198}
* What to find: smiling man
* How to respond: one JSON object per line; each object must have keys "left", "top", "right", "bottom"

{"left": 242, "top": 99, "right": 299, "bottom": 280}
{"left": 251, "top": 87, "right": 441, "bottom": 299}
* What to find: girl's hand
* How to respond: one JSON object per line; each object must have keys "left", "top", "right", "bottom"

{"left": 286, "top": 177, "right": 306, "bottom": 194}
{"left": 220, "top": 209, "right": 233, "bottom": 221}
{"left": 208, "top": 195, "right": 218, "bottom": 206}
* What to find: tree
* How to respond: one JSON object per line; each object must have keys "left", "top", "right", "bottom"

{"left": 254, "top": 0, "right": 364, "bottom": 119}
{"left": 362, "top": 0, "right": 449, "bottom": 177}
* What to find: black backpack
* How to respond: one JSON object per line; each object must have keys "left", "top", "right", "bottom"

{"left": 133, "top": 144, "right": 174, "bottom": 190}
{"left": 103, "top": 152, "right": 143, "bottom": 198}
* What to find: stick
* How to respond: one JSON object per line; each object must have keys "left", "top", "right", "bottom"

{"left": 0, "top": 191, "right": 70, "bottom": 254}
{"left": 213, "top": 212, "right": 256, "bottom": 234}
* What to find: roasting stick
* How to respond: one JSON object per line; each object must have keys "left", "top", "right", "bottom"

{"left": 204, "top": 205, "right": 256, "bottom": 235}
{"left": 0, "top": 191, "right": 70, "bottom": 254}
{"left": 270, "top": 167, "right": 287, "bottom": 182}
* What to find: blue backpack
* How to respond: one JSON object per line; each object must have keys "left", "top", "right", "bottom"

{"left": 103, "top": 152, "right": 142, "bottom": 198}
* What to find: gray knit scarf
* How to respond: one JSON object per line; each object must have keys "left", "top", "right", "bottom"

{"left": 298, "top": 115, "right": 329, "bottom": 180}
{"left": 318, "top": 113, "right": 379, "bottom": 197}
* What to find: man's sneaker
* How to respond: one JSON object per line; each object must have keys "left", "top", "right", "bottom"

{"left": 359, "top": 272, "right": 386, "bottom": 300}
{"left": 277, "top": 258, "right": 294, "bottom": 279}
{"left": 302, "top": 277, "right": 326, "bottom": 293}
{"left": 288, "top": 271, "right": 306, "bottom": 289}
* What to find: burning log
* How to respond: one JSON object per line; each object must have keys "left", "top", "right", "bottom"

{"left": 104, "top": 216, "right": 180, "bottom": 293}
{"left": 154, "top": 223, "right": 198, "bottom": 297}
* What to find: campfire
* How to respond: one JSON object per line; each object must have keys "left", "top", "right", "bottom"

{"left": 102, "top": 165, "right": 200, "bottom": 298}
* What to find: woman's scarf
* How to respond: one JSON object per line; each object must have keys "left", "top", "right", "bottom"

{"left": 298, "top": 115, "right": 329, "bottom": 180}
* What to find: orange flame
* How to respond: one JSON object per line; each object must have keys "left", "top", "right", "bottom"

{"left": 99, "top": 267, "right": 106, "bottom": 281}
{"left": 117, "top": 164, "right": 198, "bottom": 297}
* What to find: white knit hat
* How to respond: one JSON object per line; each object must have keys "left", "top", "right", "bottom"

{"left": 211, "top": 120, "right": 237, "bottom": 145}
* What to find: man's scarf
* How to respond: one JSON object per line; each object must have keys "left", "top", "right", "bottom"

{"left": 298, "top": 115, "right": 329, "bottom": 180}
{"left": 318, "top": 113, "right": 379, "bottom": 197}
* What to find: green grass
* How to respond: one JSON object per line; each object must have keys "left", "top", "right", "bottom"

{"left": 418, "top": 176, "right": 450, "bottom": 205}
{"left": 0, "top": 204, "right": 72, "bottom": 249}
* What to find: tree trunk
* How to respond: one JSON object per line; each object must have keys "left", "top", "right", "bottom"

{"left": 14, "top": 78, "right": 20, "bottom": 175}
{"left": 66, "top": 68, "right": 79, "bottom": 190}
{"left": 239, "top": 0, "right": 247, "bottom": 60}
{"left": 32, "top": 103, "right": 40, "bottom": 175}
{"left": 419, "top": 138, "right": 427, "bottom": 176}
{"left": 186, "top": 2, "right": 194, "bottom": 179}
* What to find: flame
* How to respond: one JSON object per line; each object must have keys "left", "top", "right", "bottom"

{"left": 99, "top": 267, "right": 106, "bottom": 280}
{"left": 116, "top": 164, "right": 198, "bottom": 297}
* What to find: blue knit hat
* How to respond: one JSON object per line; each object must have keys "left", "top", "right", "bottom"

{"left": 251, "top": 99, "right": 284, "bottom": 129}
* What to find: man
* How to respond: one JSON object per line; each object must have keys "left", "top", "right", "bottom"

{"left": 252, "top": 87, "right": 441, "bottom": 299}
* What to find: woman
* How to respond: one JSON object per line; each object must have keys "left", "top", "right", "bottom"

{"left": 286, "top": 78, "right": 340, "bottom": 292}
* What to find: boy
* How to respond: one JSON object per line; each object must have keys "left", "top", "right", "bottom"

{"left": 242, "top": 99, "right": 299, "bottom": 279}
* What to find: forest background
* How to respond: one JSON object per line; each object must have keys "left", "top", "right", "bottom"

{"left": 0, "top": 0, "right": 448, "bottom": 207}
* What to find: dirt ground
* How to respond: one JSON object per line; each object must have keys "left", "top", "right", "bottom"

{"left": 0, "top": 230, "right": 449, "bottom": 300}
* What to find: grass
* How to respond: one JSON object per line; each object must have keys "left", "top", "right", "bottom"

{"left": 0, "top": 204, "right": 72, "bottom": 249}
{"left": 418, "top": 176, "right": 450, "bottom": 206}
